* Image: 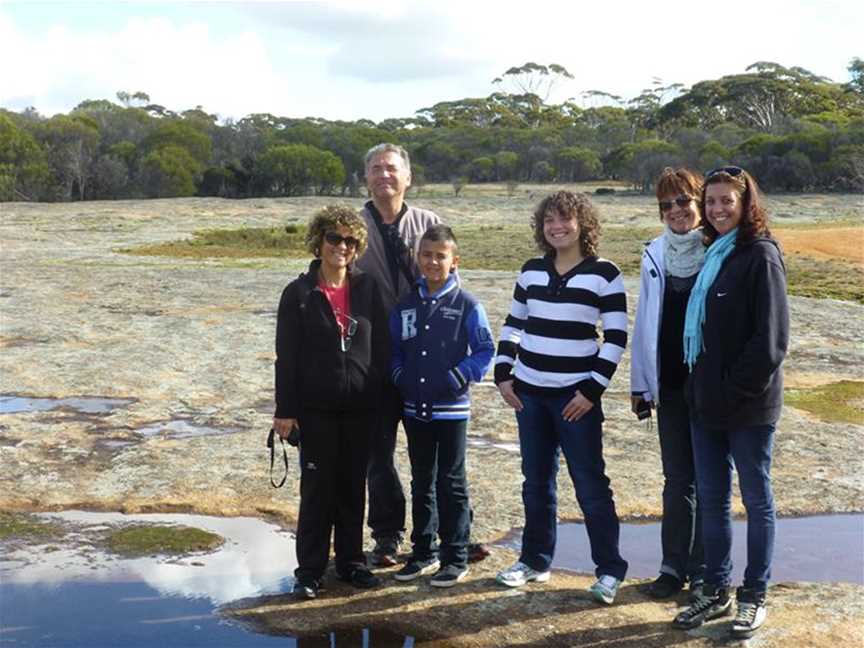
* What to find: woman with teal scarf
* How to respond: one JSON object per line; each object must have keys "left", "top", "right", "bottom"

{"left": 671, "top": 167, "right": 789, "bottom": 640}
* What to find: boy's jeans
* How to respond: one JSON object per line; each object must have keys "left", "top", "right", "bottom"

{"left": 403, "top": 417, "right": 470, "bottom": 569}
{"left": 657, "top": 386, "right": 704, "bottom": 583}
{"left": 515, "top": 390, "right": 627, "bottom": 580}
{"left": 691, "top": 420, "right": 776, "bottom": 594}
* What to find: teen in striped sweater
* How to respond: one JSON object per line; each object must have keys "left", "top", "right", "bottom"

{"left": 494, "top": 191, "right": 629, "bottom": 605}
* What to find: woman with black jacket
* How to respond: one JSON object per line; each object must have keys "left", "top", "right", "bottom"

{"left": 274, "top": 205, "right": 389, "bottom": 600}
{"left": 672, "top": 167, "right": 789, "bottom": 640}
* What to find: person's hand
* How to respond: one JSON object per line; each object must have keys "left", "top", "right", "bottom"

{"left": 630, "top": 396, "right": 654, "bottom": 416}
{"left": 497, "top": 380, "right": 523, "bottom": 411}
{"left": 273, "top": 417, "right": 298, "bottom": 440}
{"left": 561, "top": 391, "right": 593, "bottom": 422}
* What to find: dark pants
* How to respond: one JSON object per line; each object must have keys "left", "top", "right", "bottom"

{"left": 366, "top": 384, "right": 407, "bottom": 543}
{"left": 515, "top": 390, "right": 628, "bottom": 580}
{"left": 404, "top": 417, "right": 470, "bottom": 569}
{"left": 295, "top": 409, "right": 373, "bottom": 582}
{"left": 691, "top": 420, "right": 776, "bottom": 594}
{"left": 657, "top": 386, "right": 704, "bottom": 583}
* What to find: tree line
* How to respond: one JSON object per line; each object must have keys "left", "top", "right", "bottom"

{"left": 1, "top": 59, "right": 862, "bottom": 202}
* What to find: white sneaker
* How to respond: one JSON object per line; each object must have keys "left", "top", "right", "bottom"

{"left": 495, "top": 561, "right": 551, "bottom": 588}
{"left": 590, "top": 574, "right": 621, "bottom": 605}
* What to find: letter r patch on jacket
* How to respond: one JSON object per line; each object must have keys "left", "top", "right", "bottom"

{"left": 400, "top": 308, "right": 418, "bottom": 340}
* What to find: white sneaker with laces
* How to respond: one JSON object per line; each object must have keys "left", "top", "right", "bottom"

{"left": 495, "top": 561, "right": 551, "bottom": 588}
{"left": 732, "top": 600, "right": 767, "bottom": 638}
{"left": 590, "top": 574, "right": 621, "bottom": 605}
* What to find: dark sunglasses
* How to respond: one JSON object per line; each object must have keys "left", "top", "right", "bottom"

{"left": 706, "top": 166, "right": 744, "bottom": 178}
{"left": 324, "top": 231, "right": 360, "bottom": 249}
{"left": 659, "top": 196, "right": 694, "bottom": 211}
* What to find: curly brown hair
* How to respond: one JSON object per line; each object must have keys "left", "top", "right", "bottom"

{"left": 655, "top": 167, "right": 704, "bottom": 220}
{"left": 532, "top": 191, "right": 600, "bottom": 257}
{"left": 305, "top": 205, "right": 368, "bottom": 257}
{"left": 701, "top": 168, "right": 771, "bottom": 245}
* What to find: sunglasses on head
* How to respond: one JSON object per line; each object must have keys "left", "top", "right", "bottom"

{"left": 659, "top": 196, "right": 694, "bottom": 212}
{"left": 324, "top": 231, "right": 360, "bottom": 249}
{"left": 706, "top": 166, "right": 744, "bottom": 178}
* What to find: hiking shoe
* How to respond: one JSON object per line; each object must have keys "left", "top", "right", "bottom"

{"left": 496, "top": 561, "right": 551, "bottom": 588}
{"left": 370, "top": 538, "right": 400, "bottom": 567}
{"left": 467, "top": 542, "right": 491, "bottom": 563}
{"left": 643, "top": 573, "right": 683, "bottom": 599}
{"left": 430, "top": 564, "right": 469, "bottom": 588}
{"left": 337, "top": 566, "right": 381, "bottom": 589}
{"left": 394, "top": 557, "right": 440, "bottom": 582}
{"left": 732, "top": 588, "right": 767, "bottom": 639}
{"left": 590, "top": 575, "right": 622, "bottom": 605}
{"left": 672, "top": 586, "right": 732, "bottom": 629}
{"left": 293, "top": 578, "right": 321, "bottom": 600}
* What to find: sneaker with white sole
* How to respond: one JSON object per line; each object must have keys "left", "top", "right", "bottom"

{"left": 430, "top": 564, "right": 469, "bottom": 588}
{"left": 394, "top": 557, "right": 440, "bottom": 582}
{"left": 495, "top": 561, "right": 551, "bottom": 588}
{"left": 590, "top": 574, "right": 622, "bottom": 605}
{"left": 731, "top": 587, "right": 767, "bottom": 639}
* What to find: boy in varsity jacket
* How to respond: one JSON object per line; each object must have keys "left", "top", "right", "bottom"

{"left": 389, "top": 225, "right": 494, "bottom": 588}
{"left": 494, "top": 191, "right": 629, "bottom": 605}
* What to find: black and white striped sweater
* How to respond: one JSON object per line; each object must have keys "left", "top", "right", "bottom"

{"left": 494, "top": 255, "right": 628, "bottom": 403}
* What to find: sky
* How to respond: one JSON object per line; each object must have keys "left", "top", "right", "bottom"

{"left": 1, "top": 0, "right": 862, "bottom": 124}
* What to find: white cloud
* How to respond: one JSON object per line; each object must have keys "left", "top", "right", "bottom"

{"left": 0, "top": 1, "right": 861, "bottom": 122}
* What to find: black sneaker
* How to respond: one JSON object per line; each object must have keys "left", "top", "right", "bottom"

{"left": 294, "top": 578, "right": 320, "bottom": 600}
{"left": 338, "top": 567, "right": 381, "bottom": 589}
{"left": 370, "top": 538, "right": 400, "bottom": 567}
{"left": 643, "top": 573, "right": 683, "bottom": 599}
{"left": 672, "top": 586, "right": 732, "bottom": 629}
{"left": 687, "top": 579, "right": 704, "bottom": 604}
{"left": 430, "top": 564, "right": 469, "bottom": 588}
{"left": 394, "top": 557, "right": 440, "bottom": 582}
{"left": 467, "top": 542, "right": 491, "bottom": 563}
{"left": 732, "top": 587, "right": 767, "bottom": 639}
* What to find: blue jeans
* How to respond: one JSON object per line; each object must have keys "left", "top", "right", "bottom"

{"left": 657, "top": 386, "right": 704, "bottom": 583}
{"left": 515, "top": 390, "right": 627, "bottom": 580}
{"left": 691, "top": 420, "right": 776, "bottom": 594}
{"left": 404, "top": 417, "right": 470, "bottom": 568}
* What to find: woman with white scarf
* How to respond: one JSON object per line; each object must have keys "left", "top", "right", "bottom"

{"left": 630, "top": 167, "right": 706, "bottom": 601}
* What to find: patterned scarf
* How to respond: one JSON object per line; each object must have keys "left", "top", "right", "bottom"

{"left": 663, "top": 226, "right": 705, "bottom": 278}
{"left": 683, "top": 228, "right": 738, "bottom": 370}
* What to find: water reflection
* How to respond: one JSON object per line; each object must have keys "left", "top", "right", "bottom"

{"left": 0, "top": 395, "right": 135, "bottom": 415}
{"left": 500, "top": 514, "right": 864, "bottom": 584}
{"left": 1, "top": 512, "right": 416, "bottom": 646}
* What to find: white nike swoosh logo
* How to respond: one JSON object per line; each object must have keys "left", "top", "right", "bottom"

{"left": 717, "top": 292, "right": 728, "bottom": 297}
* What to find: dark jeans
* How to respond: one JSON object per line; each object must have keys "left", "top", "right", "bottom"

{"left": 295, "top": 408, "right": 373, "bottom": 582}
{"left": 515, "top": 390, "right": 628, "bottom": 579}
{"left": 366, "top": 384, "right": 406, "bottom": 543}
{"left": 691, "top": 420, "right": 776, "bottom": 594}
{"left": 657, "top": 386, "right": 704, "bottom": 583}
{"left": 404, "top": 417, "right": 470, "bottom": 569}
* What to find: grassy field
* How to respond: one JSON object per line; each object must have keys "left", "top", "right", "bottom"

{"left": 124, "top": 219, "right": 864, "bottom": 303}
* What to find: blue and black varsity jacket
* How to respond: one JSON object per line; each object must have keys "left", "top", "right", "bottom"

{"left": 389, "top": 275, "right": 494, "bottom": 422}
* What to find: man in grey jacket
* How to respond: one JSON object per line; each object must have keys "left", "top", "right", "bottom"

{"left": 355, "top": 143, "right": 439, "bottom": 566}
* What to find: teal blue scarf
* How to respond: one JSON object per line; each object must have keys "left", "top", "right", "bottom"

{"left": 683, "top": 228, "right": 738, "bottom": 370}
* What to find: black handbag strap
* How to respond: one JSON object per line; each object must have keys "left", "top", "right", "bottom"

{"left": 268, "top": 428, "right": 289, "bottom": 488}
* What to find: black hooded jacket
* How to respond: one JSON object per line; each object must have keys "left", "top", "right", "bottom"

{"left": 686, "top": 236, "right": 789, "bottom": 429}
{"left": 274, "top": 260, "right": 389, "bottom": 418}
